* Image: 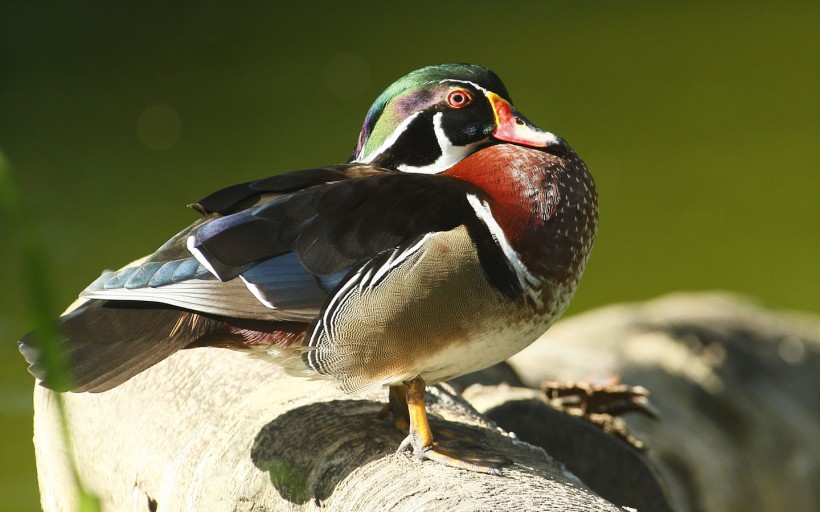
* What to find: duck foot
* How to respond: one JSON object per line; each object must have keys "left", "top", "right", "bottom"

{"left": 390, "top": 377, "right": 507, "bottom": 475}
{"left": 541, "top": 374, "right": 659, "bottom": 450}
{"left": 397, "top": 433, "right": 505, "bottom": 475}
{"left": 379, "top": 384, "right": 410, "bottom": 431}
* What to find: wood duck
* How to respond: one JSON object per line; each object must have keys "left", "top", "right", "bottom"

{"left": 20, "top": 63, "right": 598, "bottom": 474}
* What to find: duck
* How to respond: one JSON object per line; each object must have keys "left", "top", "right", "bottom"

{"left": 20, "top": 63, "right": 598, "bottom": 474}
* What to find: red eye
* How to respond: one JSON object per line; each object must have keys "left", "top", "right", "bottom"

{"left": 446, "top": 89, "right": 472, "bottom": 108}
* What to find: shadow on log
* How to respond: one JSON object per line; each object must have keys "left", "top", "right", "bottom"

{"left": 33, "top": 352, "right": 627, "bottom": 511}
{"left": 507, "top": 292, "right": 820, "bottom": 512}
{"left": 31, "top": 292, "right": 820, "bottom": 511}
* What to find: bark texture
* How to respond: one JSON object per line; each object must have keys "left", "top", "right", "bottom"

{"left": 506, "top": 292, "right": 820, "bottom": 512}
{"left": 32, "top": 293, "right": 820, "bottom": 511}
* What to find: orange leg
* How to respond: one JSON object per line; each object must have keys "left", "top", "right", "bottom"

{"left": 379, "top": 384, "right": 410, "bottom": 431}
{"left": 396, "top": 376, "right": 502, "bottom": 475}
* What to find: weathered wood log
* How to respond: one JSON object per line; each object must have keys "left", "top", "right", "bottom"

{"left": 32, "top": 292, "right": 820, "bottom": 511}
{"left": 505, "top": 292, "right": 820, "bottom": 512}
{"left": 34, "top": 350, "right": 628, "bottom": 511}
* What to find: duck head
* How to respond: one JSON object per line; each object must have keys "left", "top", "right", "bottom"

{"left": 351, "top": 63, "right": 568, "bottom": 173}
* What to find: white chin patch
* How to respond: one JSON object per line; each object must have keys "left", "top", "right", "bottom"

{"left": 398, "top": 112, "right": 486, "bottom": 175}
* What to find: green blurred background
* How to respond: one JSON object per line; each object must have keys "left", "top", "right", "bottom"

{"left": 1, "top": 1, "right": 818, "bottom": 509}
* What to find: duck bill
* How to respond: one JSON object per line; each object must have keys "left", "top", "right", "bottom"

{"left": 487, "top": 92, "right": 567, "bottom": 152}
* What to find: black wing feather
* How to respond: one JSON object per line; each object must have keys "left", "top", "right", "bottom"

{"left": 20, "top": 300, "right": 223, "bottom": 392}
{"left": 21, "top": 163, "right": 523, "bottom": 393}
{"left": 193, "top": 165, "right": 388, "bottom": 215}
{"left": 191, "top": 172, "right": 522, "bottom": 297}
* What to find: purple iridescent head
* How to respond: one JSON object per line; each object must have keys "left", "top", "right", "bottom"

{"left": 349, "top": 63, "right": 566, "bottom": 174}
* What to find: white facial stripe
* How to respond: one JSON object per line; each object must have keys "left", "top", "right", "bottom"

{"left": 445, "top": 79, "right": 562, "bottom": 150}
{"left": 357, "top": 81, "right": 494, "bottom": 171}
{"left": 466, "top": 194, "right": 542, "bottom": 295}
{"left": 433, "top": 111, "right": 453, "bottom": 154}
{"left": 399, "top": 112, "right": 487, "bottom": 174}
{"left": 356, "top": 111, "right": 422, "bottom": 163}
{"left": 439, "top": 79, "right": 490, "bottom": 95}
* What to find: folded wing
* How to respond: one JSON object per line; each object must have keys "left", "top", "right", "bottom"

{"left": 20, "top": 164, "right": 520, "bottom": 392}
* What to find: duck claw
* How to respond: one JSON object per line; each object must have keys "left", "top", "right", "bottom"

{"left": 398, "top": 433, "right": 504, "bottom": 475}
{"left": 541, "top": 375, "right": 658, "bottom": 449}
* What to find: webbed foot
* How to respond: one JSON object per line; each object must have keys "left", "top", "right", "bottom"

{"left": 391, "top": 377, "right": 507, "bottom": 475}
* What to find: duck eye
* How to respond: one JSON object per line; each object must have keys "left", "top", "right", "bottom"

{"left": 446, "top": 89, "right": 472, "bottom": 108}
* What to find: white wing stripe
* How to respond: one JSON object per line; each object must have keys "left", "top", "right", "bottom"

{"left": 366, "top": 233, "right": 433, "bottom": 287}
{"left": 79, "top": 282, "right": 310, "bottom": 320}
{"left": 309, "top": 233, "right": 434, "bottom": 350}
{"left": 186, "top": 235, "right": 221, "bottom": 279}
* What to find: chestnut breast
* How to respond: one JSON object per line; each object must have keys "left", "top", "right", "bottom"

{"left": 443, "top": 144, "right": 598, "bottom": 288}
